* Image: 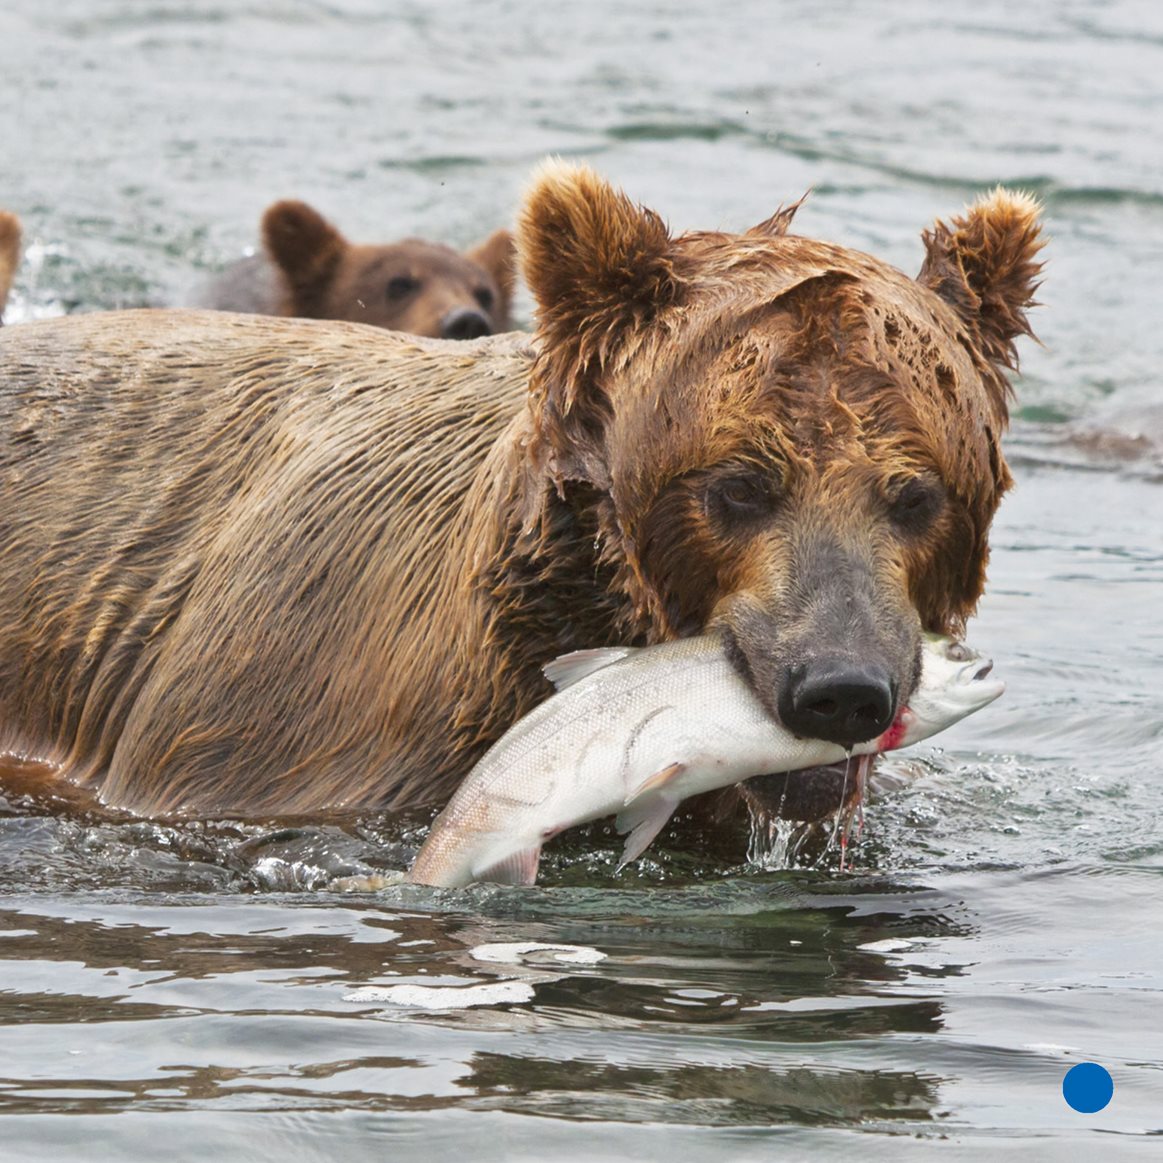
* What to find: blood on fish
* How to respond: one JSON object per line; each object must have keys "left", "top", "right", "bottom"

{"left": 878, "top": 714, "right": 909, "bottom": 752}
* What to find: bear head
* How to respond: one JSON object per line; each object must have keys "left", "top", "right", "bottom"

{"left": 517, "top": 162, "right": 1043, "bottom": 748}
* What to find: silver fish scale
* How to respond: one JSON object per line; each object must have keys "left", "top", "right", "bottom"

{"left": 433, "top": 639, "right": 768, "bottom": 833}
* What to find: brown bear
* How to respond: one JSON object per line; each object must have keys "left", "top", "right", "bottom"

{"left": 0, "top": 210, "right": 20, "bottom": 324}
{"left": 0, "top": 162, "right": 1043, "bottom": 838}
{"left": 197, "top": 199, "right": 516, "bottom": 339}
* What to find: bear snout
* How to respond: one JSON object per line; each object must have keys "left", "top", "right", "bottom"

{"left": 712, "top": 550, "right": 918, "bottom": 748}
{"left": 776, "top": 657, "right": 896, "bottom": 745}
{"left": 440, "top": 307, "right": 493, "bottom": 340}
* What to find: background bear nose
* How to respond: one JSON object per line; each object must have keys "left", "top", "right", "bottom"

{"left": 440, "top": 308, "right": 492, "bottom": 340}
{"left": 777, "top": 661, "right": 895, "bottom": 746}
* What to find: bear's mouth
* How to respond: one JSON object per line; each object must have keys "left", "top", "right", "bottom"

{"left": 737, "top": 758, "right": 867, "bottom": 824}
{"left": 718, "top": 622, "right": 785, "bottom": 726}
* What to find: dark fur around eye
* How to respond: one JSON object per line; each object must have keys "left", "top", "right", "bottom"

{"left": 638, "top": 480, "right": 724, "bottom": 636}
{"left": 386, "top": 275, "right": 420, "bottom": 301}
{"left": 888, "top": 476, "right": 945, "bottom": 535}
{"left": 474, "top": 286, "right": 495, "bottom": 312}
{"left": 707, "top": 473, "right": 778, "bottom": 526}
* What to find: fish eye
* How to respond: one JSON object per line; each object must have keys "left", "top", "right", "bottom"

{"left": 387, "top": 275, "right": 420, "bottom": 302}
{"left": 946, "top": 641, "right": 972, "bottom": 662}
{"left": 888, "top": 476, "right": 944, "bottom": 535}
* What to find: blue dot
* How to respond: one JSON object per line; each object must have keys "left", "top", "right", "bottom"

{"left": 1062, "top": 1062, "right": 1113, "bottom": 1113}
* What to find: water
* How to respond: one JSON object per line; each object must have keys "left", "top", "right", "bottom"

{"left": 2, "top": 1, "right": 1162, "bottom": 1158}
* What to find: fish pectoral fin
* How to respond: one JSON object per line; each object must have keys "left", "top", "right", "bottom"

{"left": 614, "top": 794, "right": 678, "bottom": 870}
{"left": 475, "top": 846, "right": 543, "bottom": 887}
{"left": 542, "top": 646, "right": 637, "bottom": 691}
{"left": 625, "top": 761, "right": 686, "bottom": 804}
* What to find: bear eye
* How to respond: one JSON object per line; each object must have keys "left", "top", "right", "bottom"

{"left": 474, "top": 286, "right": 495, "bottom": 312}
{"left": 710, "top": 474, "right": 775, "bottom": 523}
{"left": 888, "top": 476, "right": 944, "bottom": 535}
{"left": 386, "top": 275, "right": 420, "bottom": 302}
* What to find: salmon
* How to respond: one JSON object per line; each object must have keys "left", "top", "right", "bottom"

{"left": 407, "top": 634, "right": 1003, "bottom": 887}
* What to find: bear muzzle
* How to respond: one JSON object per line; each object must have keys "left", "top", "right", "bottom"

{"left": 776, "top": 656, "right": 897, "bottom": 746}
{"left": 440, "top": 307, "right": 493, "bottom": 340}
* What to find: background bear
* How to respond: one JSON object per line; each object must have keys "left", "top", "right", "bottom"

{"left": 0, "top": 163, "right": 1042, "bottom": 836}
{"left": 0, "top": 210, "right": 19, "bottom": 324}
{"left": 197, "top": 198, "right": 516, "bottom": 338}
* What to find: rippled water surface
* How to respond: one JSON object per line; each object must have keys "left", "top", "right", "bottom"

{"left": 2, "top": 1, "right": 1162, "bottom": 1159}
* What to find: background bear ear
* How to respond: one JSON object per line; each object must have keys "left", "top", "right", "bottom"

{"left": 261, "top": 200, "right": 347, "bottom": 317}
{"left": 517, "top": 161, "right": 682, "bottom": 485}
{"left": 918, "top": 188, "right": 1045, "bottom": 372}
{"left": 464, "top": 228, "right": 517, "bottom": 325}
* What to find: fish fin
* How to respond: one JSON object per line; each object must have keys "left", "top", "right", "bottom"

{"left": 614, "top": 795, "right": 678, "bottom": 870}
{"left": 625, "top": 760, "right": 686, "bottom": 804}
{"left": 542, "top": 646, "right": 637, "bottom": 692}
{"left": 475, "top": 846, "right": 542, "bottom": 886}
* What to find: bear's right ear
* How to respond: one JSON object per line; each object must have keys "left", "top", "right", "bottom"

{"left": 262, "top": 200, "right": 347, "bottom": 317}
{"left": 517, "top": 162, "right": 681, "bottom": 484}
{"left": 518, "top": 161, "right": 680, "bottom": 363}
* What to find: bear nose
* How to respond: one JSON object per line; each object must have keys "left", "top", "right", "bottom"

{"left": 777, "top": 660, "right": 895, "bottom": 746}
{"left": 440, "top": 308, "right": 492, "bottom": 340}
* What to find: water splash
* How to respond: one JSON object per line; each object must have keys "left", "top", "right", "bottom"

{"left": 745, "top": 752, "right": 874, "bottom": 872}
{"left": 746, "top": 813, "right": 811, "bottom": 870}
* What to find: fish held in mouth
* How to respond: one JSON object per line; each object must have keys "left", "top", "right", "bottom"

{"left": 406, "top": 634, "right": 1004, "bottom": 888}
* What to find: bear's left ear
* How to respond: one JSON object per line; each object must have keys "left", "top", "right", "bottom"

{"left": 517, "top": 161, "right": 682, "bottom": 485}
{"left": 262, "top": 200, "right": 348, "bottom": 318}
{"left": 918, "top": 188, "right": 1045, "bottom": 372}
{"left": 464, "top": 228, "right": 517, "bottom": 326}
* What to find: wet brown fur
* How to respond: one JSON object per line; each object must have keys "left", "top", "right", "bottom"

{"left": 0, "top": 163, "right": 1043, "bottom": 819}
{"left": 0, "top": 211, "right": 20, "bottom": 324}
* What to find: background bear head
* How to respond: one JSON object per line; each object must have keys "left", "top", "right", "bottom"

{"left": 262, "top": 199, "right": 516, "bottom": 338}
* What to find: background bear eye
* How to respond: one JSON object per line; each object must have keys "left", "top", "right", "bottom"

{"left": 474, "top": 286, "right": 495, "bottom": 312}
{"left": 888, "top": 477, "right": 943, "bottom": 534}
{"left": 386, "top": 275, "right": 420, "bottom": 301}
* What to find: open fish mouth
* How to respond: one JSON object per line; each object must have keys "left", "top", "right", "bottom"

{"left": 738, "top": 759, "right": 867, "bottom": 824}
